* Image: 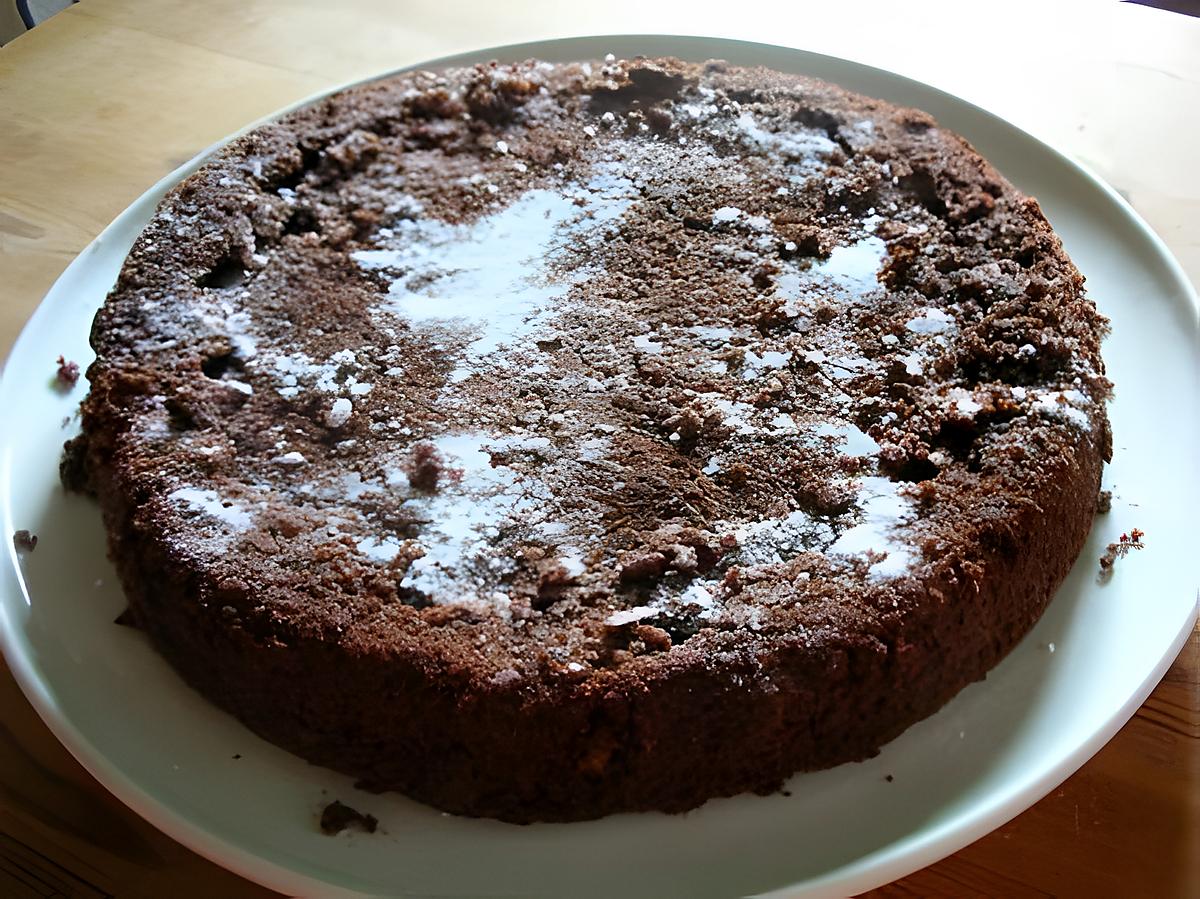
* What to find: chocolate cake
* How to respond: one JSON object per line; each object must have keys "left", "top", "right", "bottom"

{"left": 64, "top": 57, "right": 1111, "bottom": 823}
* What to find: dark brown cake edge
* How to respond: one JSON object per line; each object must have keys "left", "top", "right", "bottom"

{"left": 79, "top": 410, "right": 1103, "bottom": 823}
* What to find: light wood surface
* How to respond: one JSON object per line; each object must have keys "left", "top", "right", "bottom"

{"left": 1, "top": 1, "right": 1197, "bottom": 896}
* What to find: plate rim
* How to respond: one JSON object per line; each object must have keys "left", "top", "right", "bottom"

{"left": 1, "top": 32, "right": 1197, "bottom": 899}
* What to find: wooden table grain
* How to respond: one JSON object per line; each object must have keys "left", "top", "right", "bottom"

{"left": 1, "top": 1, "right": 1197, "bottom": 896}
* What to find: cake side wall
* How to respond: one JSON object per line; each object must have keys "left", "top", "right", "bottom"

{"left": 79, "top": 386, "right": 1104, "bottom": 822}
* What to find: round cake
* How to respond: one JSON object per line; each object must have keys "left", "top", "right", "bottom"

{"left": 64, "top": 56, "right": 1111, "bottom": 823}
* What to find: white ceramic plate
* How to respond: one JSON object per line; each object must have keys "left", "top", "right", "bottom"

{"left": 1, "top": 35, "right": 1197, "bottom": 899}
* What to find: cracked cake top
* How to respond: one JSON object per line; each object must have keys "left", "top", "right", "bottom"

{"left": 78, "top": 57, "right": 1110, "bottom": 687}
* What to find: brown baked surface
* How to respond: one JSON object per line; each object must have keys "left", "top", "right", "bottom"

{"left": 64, "top": 57, "right": 1111, "bottom": 823}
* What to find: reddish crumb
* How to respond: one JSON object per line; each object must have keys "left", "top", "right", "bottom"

{"left": 406, "top": 442, "right": 444, "bottom": 492}
{"left": 1099, "top": 527, "right": 1145, "bottom": 577}
{"left": 55, "top": 356, "right": 80, "bottom": 389}
{"left": 12, "top": 530, "right": 37, "bottom": 553}
{"left": 617, "top": 549, "right": 669, "bottom": 583}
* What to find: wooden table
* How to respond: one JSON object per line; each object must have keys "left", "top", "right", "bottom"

{"left": 1, "top": 1, "right": 1196, "bottom": 895}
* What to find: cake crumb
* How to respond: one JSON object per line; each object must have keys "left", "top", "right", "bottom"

{"left": 885, "top": 774, "right": 894, "bottom": 782}
{"left": 55, "top": 355, "right": 80, "bottom": 389}
{"left": 114, "top": 608, "right": 139, "bottom": 628}
{"left": 406, "top": 442, "right": 461, "bottom": 492}
{"left": 1096, "top": 490, "right": 1112, "bottom": 514}
{"left": 319, "top": 800, "right": 378, "bottom": 835}
{"left": 12, "top": 530, "right": 37, "bottom": 552}
{"left": 1099, "top": 528, "right": 1144, "bottom": 578}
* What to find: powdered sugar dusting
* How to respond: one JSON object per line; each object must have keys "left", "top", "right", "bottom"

{"left": 815, "top": 422, "right": 880, "bottom": 457}
{"left": 827, "top": 477, "right": 918, "bottom": 580}
{"left": 734, "top": 111, "right": 838, "bottom": 178}
{"left": 771, "top": 234, "right": 889, "bottom": 316}
{"left": 326, "top": 398, "right": 353, "bottom": 428}
{"left": 906, "top": 308, "right": 956, "bottom": 334}
{"left": 167, "top": 487, "right": 253, "bottom": 531}
{"left": 396, "top": 432, "right": 555, "bottom": 601}
{"left": 1029, "top": 388, "right": 1092, "bottom": 430}
{"left": 353, "top": 167, "right": 636, "bottom": 377}
{"left": 727, "top": 509, "right": 836, "bottom": 568}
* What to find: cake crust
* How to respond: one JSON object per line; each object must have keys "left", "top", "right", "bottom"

{"left": 67, "top": 57, "right": 1110, "bottom": 822}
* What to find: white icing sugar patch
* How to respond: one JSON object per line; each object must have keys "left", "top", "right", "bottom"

{"left": 396, "top": 432, "right": 553, "bottom": 601}
{"left": 557, "top": 549, "right": 587, "bottom": 578}
{"left": 268, "top": 349, "right": 370, "bottom": 398}
{"left": 356, "top": 535, "right": 405, "bottom": 563}
{"left": 632, "top": 334, "right": 664, "bottom": 354}
{"left": 712, "top": 206, "right": 742, "bottom": 225}
{"left": 900, "top": 351, "right": 925, "bottom": 376}
{"left": 814, "top": 422, "right": 881, "bottom": 457}
{"left": 742, "top": 349, "right": 790, "bottom": 380}
{"left": 713, "top": 466, "right": 919, "bottom": 582}
{"left": 734, "top": 111, "right": 838, "bottom": 176}
{"left": 605, "top": 605, "right": 659, "bottom": 626}
{"left": 769, "top": 413, "right": 798, "bottom": 433}
{"left": 771, "top": 235, "right": 888, "bottom": 314}
{"left": 196, "top": 299, "right": 258, "bottom": 361}
{"left": 946, "top": 387, "right": 982, "bottom": 417}
{"left": 679, "top": 582, "right": 717, "bottom": 611}
{"left": 817, "top": 237, "right": 889, "bottom": 290}
{"left": 906, "top": 308, "right": 956, "bottom": 334}
{"left": 352, "top": 168, "right": 636, "bottom": 373}
{"left": 326, "top": 397, "right": 353, "bottom": 428}
{"left": 824, "top": 355, "right": 874, "bottom": 381}
{"left": 1029, "top": 388, "right": 1092, "bottom": 430}
{"left": 167, "top": 487, "right": 253, "bottom": 530}
{"left": 706, "top": 396, "right": 759, "bottom": 436}
{"left": 827, "top": 476, "right": 917, "bottom": 581}
{"left": 687, "top": 325, "right": 736, "bottom": 345}
{"left": 652, "top": 580, "right": 724, "bottom": 622}
{"left": 725, "top": 509, "right": 837, "bottom": 568}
